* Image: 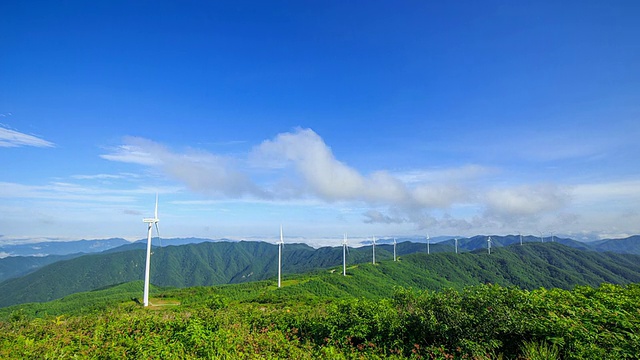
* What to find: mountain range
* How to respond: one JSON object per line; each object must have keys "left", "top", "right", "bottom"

{"left": 2, "top": 239, "right": 640, "bottom": 309}
{"left": 2, "top": 234, "right": 638, "bottom": 258}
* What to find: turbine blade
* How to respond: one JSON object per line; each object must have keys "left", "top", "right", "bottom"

{"left": 155, "top": 223, "right": 162, "bottom": 247}
{"left": 154, "top": 193, "right": 159, "bottom": 219}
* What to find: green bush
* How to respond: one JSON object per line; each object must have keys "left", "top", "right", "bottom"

{"left": 1, "top": 283, "right": 639, "bottom": 359}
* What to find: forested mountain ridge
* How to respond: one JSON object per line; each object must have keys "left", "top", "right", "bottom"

{"left": 0, "top": 240, "right": 399, "bottom": 308}
{"left": 2, "top": 234, "right": 638, "bottom": 285}
{"left": 2, "top": 241, "right": 640, "bottom": 309}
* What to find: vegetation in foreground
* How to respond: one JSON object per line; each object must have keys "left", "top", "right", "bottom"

{"left": 2, "top": 282, "right": 639, "bottom": 359}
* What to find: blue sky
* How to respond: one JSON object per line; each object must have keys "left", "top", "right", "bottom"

{"left": 1, "top": 1, "right": 639, "bottom": 246}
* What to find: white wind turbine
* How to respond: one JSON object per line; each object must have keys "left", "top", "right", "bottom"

{"left": 278, "top": 225, "right": 284, "bottom": 288}
{"left": 519, "top": 232, "right": 523, "bottom": 246}
{"left": 372, "top": 236, "right": 377, "bottom": 265}
{"left": 426, "top": 233, "right": 430, "bottom": 255}
{"left": 393, "top": 237, "right": 397, "bottom": 261}
{"left": 540, "top": 231, "right": 544, "bottom": 243}
{"left": 342, "top": 233, "right": 349, "bottom": 276}
{"left": 142, "top": 194, "right": 160, "bottom": 307}
{"left": 487, "top": 236, "right": 492, "bottom": 254}
{"left": 454, "top": 238, "right": 458, "bottom": 254}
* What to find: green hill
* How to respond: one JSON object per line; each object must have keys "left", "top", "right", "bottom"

{"left": 3, "top": 241, "right": 640, "bottom": 310}
{"left": 0, "top": 240, "right": 411, "bottom": 308}
{"left": 0, "top": 253, "right": 82, "bottom": 283}
{"left": 589, "top": 235, "right": 640, "bottom": 254}
{"left": 2, "top": 243, "right": 640, "bottom": 359}
{"left": 239, "top": 242, "right": 640, "bottom": 302}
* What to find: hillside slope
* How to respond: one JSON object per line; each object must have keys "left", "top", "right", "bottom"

{"left": 3, "top": 241, "right": 640, "bottom": 309}
{"left": 0, "top": 253, "right": 81, "bottom": 283}
{"left": 265, "top": 242, "right": 640, "bottom": 301}
{"left": 0, "top": 240, "right": 422, "bottom": 307}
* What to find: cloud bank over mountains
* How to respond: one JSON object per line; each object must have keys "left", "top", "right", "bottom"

{"left": 101, "top": 128, "right": 575, "bottom": 232}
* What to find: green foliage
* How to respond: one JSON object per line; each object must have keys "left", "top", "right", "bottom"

{"left": 0, "top": 281, "right": 147, "bottom": 319}
{"left": 1, "top": 282, "right": 639, "bottom": 359}
{"left": 521, "top": 341, "right": 560, "bottom": 360}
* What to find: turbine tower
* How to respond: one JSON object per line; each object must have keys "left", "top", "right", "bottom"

{"left": 372, "top": 236, "right": 376, "bottom": 265}
{"left": 454, "top": 238, "right": 458, "bottom": 254}
{"left": 540, "top": 232, "right": 544, "bottom": 243}
{"left": 487, "top": 236, "right": 492, "bottom": 254}
{"left": 142, "top": 194, "right": 160, "bottom": 307}
{"left": 427, "top": 233, "right": 430, "bottom": 255}
{"left": 393, "top": 237, "right": 397, "bottom": 261}
{"left": 278, "top": 225, "right": 284, "bottom": 288}
{"left": 342, "top": 234, "right": 349, "bottom": 276}
{"left": 519, "top": 232, "right": 523, "bottom": 246}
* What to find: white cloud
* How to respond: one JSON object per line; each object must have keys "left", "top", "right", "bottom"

{"left": 71, "top": 173, "right": 133, "bottom": 180}
{"left": 102, "top": 137, "right": 267, "bottom": 198}
{"left": 0, "top": 126, "right": 54, "bottom": 148}
{"left": 253, "top": 128, "right": 372, "bottom": 201}
{"left": 0, "top": 181, "right": 139, "bottom": 203}
{"left": 100, "top": 142, "right": 160, "bottom": 166}
{"left": 572, "top": 180, "right": 640, "bottom": 205}
{"left": 395, "top": 165, "right": 494, "bottom": 184}
{"left": 412, "top": 184, "right": 470, "bottom": 208}
{"left": 253, "top": 128, "right": 449, "bottom": 206}
{"left": 94, "top": 129, "right": 640, "bottom": 238}
{"left": 363, "top": 210, "right": 406, "bottom": 224}
{"left": 484, "top": 184, "right": 570, "bottom": 217}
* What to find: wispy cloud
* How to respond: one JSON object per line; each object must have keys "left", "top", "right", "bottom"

{"left": 0, "top": 181, "right": 138, "bottom": 203}
{"left": 72, "top": 174, "right": 129, "bottom": 180}
{"left": 101, "top": 137, "right": 267, "bottom": 198}
{"left": 0, "top": 126, "right": 54, "bottom": 148}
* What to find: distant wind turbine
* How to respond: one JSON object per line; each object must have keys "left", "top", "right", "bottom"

{"left": 278, "top": 225, "right": 284, "bottom": 288}
{"left": 342, "top": 234, "right": 349, "bottom": 276}
{"left": 551, "top": 232, "right": 555, "bottom": 242}
{"left": 142, "top": 194, "right": 160, "bottom": 307}
{"left": 393, "top": 237, "right": 397, "bottom": 261}
{"left": 372, "top": 236, "right": 376, "bottom": 265}
{"left": 540, "top": 232, "right": 544, "bottom": 243}
{"left": 426, "top": 233, "right": 430, "bottom": 255}
{"left": 487, "top": 236, "right": 492, "bottom": 254}
{"left": 454, "top": 238, "right": 458, "bottom": 254}
{"left": 519, "top": 232, "right": 523, "bottom": 246}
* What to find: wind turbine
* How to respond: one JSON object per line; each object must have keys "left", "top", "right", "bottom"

{"left": 278, "top": 225, "right": 284, "bottom": 288}
{"left": 540, "top": 232, "right": 544, "bottom": 243}
{"left": 426, "top": 233, "right": 430, "bottom": 255}
{"left": 454, "top": 238, "right": 458, "bottom": 254}
{"left": 551, "top": 232, "right": 555, "bottom": 242}
{"left": 487, "top": 236, "right": 492, "bottom": 254}
{"left": 142, "top": 194, "right": 160, "bottom": 307}
{"left": 519, "top": 232, "right": 523, "bottom": 246}
{"left": 342, "top": 234, "right": 349, "bottom": 276}
{"left": 372, "top": 236, "right": 376, "bottom": 265}
{"left": 393, "top": 237, "right": 397, "bottom": 261}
